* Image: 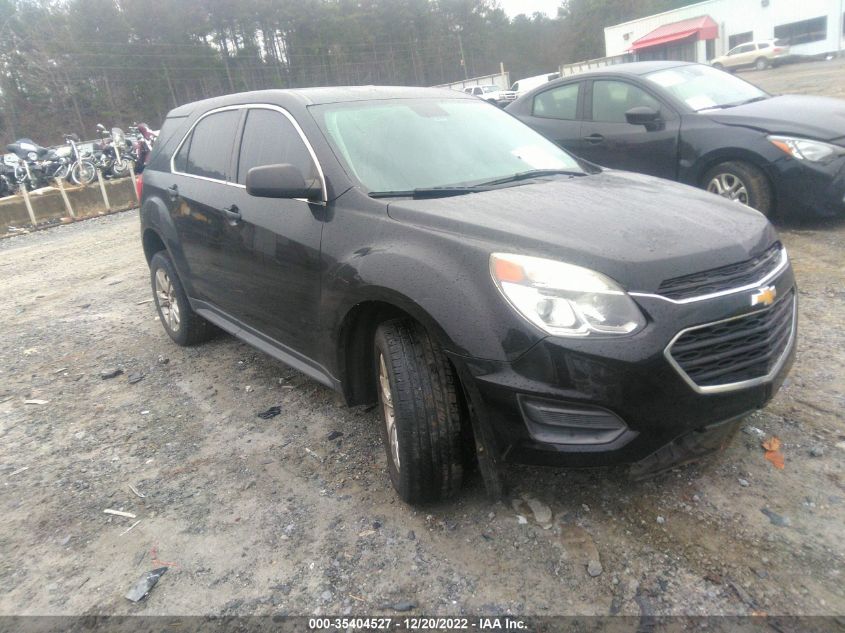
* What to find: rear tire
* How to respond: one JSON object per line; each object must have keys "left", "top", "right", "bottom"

{"left": 374, "top": 319, "right": 465, "bottom": 504}
{"left": 703, "top": 161, "right": 774, "bottom": 217}
{"left": 149, "top": 251, "right": 214, "bottom": 346}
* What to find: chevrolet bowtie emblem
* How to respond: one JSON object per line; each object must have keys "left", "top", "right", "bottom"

{"left": 751, "top": 286, "right": 777, "bottom": 307}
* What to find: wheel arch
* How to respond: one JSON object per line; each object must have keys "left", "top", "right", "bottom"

{"left": 334, "top": 292, "right": 457, "bottom": 407}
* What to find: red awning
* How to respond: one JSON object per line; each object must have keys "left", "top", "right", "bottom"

{"left": 630, "top": 15, "right": 718, "bottom": 51}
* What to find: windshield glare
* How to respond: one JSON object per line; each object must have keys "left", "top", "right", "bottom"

{"left": 645, "top": 65, "right": 767, "bottom": 111}
{"left": 313, "top": 99, "right": 582, "bottom": 193}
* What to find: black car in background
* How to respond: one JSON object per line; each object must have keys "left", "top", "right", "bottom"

{"left": 506, "top": 61, "right": 845, "bottom": 219}
{"left": 140, "top": 87, "right": 796, "bottom": 504}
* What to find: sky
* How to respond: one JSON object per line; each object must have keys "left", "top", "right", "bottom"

{"left": 497, "top": 0, "right": 562, "bottom": 18}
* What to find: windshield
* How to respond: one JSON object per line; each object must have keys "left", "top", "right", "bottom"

{"left": 312, "top": 98, "right": 583, "bottom": 193}
{"left": 645, "top": 65, "right": 768, "bottom": 112}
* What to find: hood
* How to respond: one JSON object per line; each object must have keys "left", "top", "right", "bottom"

{"left": 386, "top": 171, "right": 776, "bottom": 293}
{"left": 703, "top": 95, "right": 845, "bottom": 144}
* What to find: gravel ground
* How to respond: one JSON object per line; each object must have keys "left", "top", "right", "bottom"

{"left": 738, "top": 57, "right": 845, "bottom": 99}
{"left": 0, "top": 208, "right": 843, "bottom": 618}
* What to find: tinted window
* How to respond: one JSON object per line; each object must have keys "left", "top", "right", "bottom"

{"left": 758, "top": 42, "right": 770, "bottom": 49}
{"left": 592, "top": 81, "right": 660, "bottom": 123}
{"left": 184, "top": 110, "right": 239, "bottom": 181}
{"left": 728, "top": 31, "right": 753, "bottom": 49}
{"left": 532, "top": 83, "right": 579, "bottom": 120}
{"left": 173, "top": 131, "right": 191, "bottom": 173}
{"left": 237, "top": 109, "right": 318, "bottom": 185}
{"left": 774, "top": 16, "right": 827, "bottom": 45}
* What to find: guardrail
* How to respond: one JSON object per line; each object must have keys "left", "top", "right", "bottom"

{"left": 0, "top": 173, "right": 139, "bottom": 235}
{"left": 559, "top": 54, "right": 634, "bottom": 77}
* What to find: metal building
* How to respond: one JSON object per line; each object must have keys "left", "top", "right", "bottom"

{"left": 604, "top": 0, "right": 844, "bottom": 64}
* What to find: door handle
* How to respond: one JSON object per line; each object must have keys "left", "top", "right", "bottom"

{"left": 167, "top": 184, "right": 179, "bottom": 200}
{"left": 584, "top": 133, "right": 605, "bottom": 144}
{"left": 223, "top": 204, "right": 241, "bottom": 222}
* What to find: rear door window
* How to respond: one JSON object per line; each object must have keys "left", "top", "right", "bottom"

{"left": 236, "top": 108, "right": 318, "bottom": 185}
{"left": 183, "top": 109, "right": 240, "bottom": 181}
{"left": 532, "top": 83, "right": 580, "bottom": 120}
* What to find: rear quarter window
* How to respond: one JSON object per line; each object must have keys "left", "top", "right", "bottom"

{"left": 180, "top": 109, "right": 240, "bottom": 181}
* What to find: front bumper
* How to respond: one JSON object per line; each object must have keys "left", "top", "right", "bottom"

{"left": 454, "top": 265, "right": 796, "bottom": 470}
{"left": 773, "top": 154, "right": 845, "bottom": 218}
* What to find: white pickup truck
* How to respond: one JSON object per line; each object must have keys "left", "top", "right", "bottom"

{"left": 462, "top": 84, "right": 517, "bottom": 106}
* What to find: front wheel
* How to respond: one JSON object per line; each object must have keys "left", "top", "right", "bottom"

{"left": 112, "top": 157, "right": 131, "bottom": 177}
{"left": 374, "top": 319, "right": 465, "bottom": 504}
{"left": 755, "top": 57, "right": 769, "bottom": 71}
{"left": 70, "top": 160, "right": 96, "bottom": 185}
{"left": 704, "top": 161, "right": 774, "bottom": 217}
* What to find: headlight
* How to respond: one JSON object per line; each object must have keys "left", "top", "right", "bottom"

{"left": 490, "top": 253, "right": 646, "bottom": 337}
{"left": 27, "top": 152, "right": 38, "bottom": 161}
{"left": 768, "top": 135, "right": 844, "bottom": 163}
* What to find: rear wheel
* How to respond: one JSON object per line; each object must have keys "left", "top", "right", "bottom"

{"left": 704, "top": 161, "right": 774, "bottom": 217}
{"left": 374, "top": 319, "right": 465, "bottom": 504}
{"left": 149, "top": 251, "right": 214, "bottom": 346}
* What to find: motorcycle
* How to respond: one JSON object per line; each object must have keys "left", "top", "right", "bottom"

{"left": 4, "top": 138, "right": 71, "bottom": 190}
{"left": 127, "top": 122, "right": 157, "bottom": 173}
{"left": 93, "top": 124, "right": 132, "bottom": 178}
{"left": 0, "top": 161, "right": 15, "bottom": 197}
{"left": 63, "top": 133, "right": 97, "bottom": 185}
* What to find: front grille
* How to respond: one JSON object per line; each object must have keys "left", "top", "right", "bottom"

{"left": 658, "top": 243, "right": 784, "bottom": 301}
{"left": 668, "top": 290, "right": 794, "bottom": 389}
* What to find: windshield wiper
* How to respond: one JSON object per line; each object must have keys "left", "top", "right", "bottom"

{"left": 473, "top": 169, "right": 586, "bottom": 187}
{"left": 369, "top": 186, "right": 490, "bottom": 199}
{"left": 699, "top": 95, "right": 770, "bottom": 111}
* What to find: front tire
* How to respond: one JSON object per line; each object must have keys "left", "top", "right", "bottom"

{"left": 703, "top": 161, "right": 774, "bottom": 217}
{"left": 112, "top": 158, "right": 131, "bottom": 178}
{"left": 70, "top": 160, "right": 96, "bottom": 185}
{"left": 374, "top": 319, "right": 465, "bottom": 504}
{"left": 755, "top": 57, "right": 769, "bottom": 71}
{"left": 149, "top": 251, "right": 214, "bottom": 346}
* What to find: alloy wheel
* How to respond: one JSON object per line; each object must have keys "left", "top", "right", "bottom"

{"left": 155, "top": 268, "right": 181, "bottom": 332}
{"left": 707, "top": 173, "right": 749, "bottom": 205}
{"left": 378, "top": 352, "right": 400, "bottom": 470}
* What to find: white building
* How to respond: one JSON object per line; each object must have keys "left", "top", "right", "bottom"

{"left": 604, "top": 0, "right": 844, "bottom": 64}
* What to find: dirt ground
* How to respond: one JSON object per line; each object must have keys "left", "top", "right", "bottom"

{"left": 1, "top": 60, "right": 844, "bottom": 620}
{"left": 739, "top": 57, "right": 845, "bottom": 99}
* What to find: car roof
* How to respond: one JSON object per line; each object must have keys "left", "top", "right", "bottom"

{"left": 167, "top": 86, "right": 473, "bottom": 118}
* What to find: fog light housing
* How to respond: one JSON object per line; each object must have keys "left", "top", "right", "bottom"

{"left": 519, "top": 397, "right": 628, "bottom": 446}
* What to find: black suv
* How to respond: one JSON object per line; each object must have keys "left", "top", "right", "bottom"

{"left": 139, "top": 87, "right": 796, "bottom": 504}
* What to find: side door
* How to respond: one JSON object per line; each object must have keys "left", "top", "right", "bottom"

{"left": 223, "top": 106, "right": 326, "bottom": 359}
{"left": 578, "top": 78, "right": 680, "bottom": 179}
{"left": 727, "top": 43, "right": 755, "bottom": 69}
{"left": 168, "top": 108, "right": 242, "bottom": 306}
{"left": 517, "top": 81, "right": 584, "bottom": 156}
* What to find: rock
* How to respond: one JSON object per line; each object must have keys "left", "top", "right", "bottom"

{"left": 373, "top": 521, "right": 382, "bottom": 530}
{"left": 157, "top": 355, "right": 169, "bottom": 365}
{"left": 127, "top": 372, "right": 144, "bottom": 384}
{"left": 245, "top": 385, "right": 254, "bottom": 393}
{"left": 761, "top": 507, "right": 791, "bottom": 527}
{"left": 836, "top": 441, "right": 845, "bottom": 451}
{"left": 100, "top": 367, "right": 123, "bottom": 380}
{"left": 525, "top": 498, "right": 552, "bottom": 526}
{"left": 327, "top": 431, "right": 343, "bottom": 441}
{"left": 390, "top": 600, "right": 416, "bottom": 612}
{"left": 320, "top": 590, "right": 332, "bottom": 602}
{"left": 516, "top": 515, "right": 528, "bottom": 525}
{"left": 656, "top": 516, "right": 665, "bottom": 525}
{"left": 738, "top": 478, "right": 750, "bottom": 487}
{"left": 587, "top": 559, "right": 603, "bottom": 577}
{"left": 809, "top": 446, "right": 824, "bottom": 457}
{"left": 407, "top": 530, "right": 416, "bottom": 541}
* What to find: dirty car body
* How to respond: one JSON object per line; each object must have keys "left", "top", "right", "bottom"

{"left": 140, "top": 86, "right": 796, "bottom": 501}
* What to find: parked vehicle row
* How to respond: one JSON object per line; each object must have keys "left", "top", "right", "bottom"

{"left": 140, "top": 86, "right": 796, "bottom": 504}
{"left": 505, "top": 61, "right": 845, "bottom": 218}
{"left": 2, "top": 122, "right": 157, "bottom": 193}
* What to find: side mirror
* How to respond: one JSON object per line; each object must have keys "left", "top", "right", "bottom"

{"left": 625, "top": 106, "right": 662, "bottom": 127}
{"left": 246, "top": 164, "right": 322, "bottom": 201}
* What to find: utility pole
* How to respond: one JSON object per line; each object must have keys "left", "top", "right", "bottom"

{"left": 457, "top": 32, "right": 468, "bottom": 80}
